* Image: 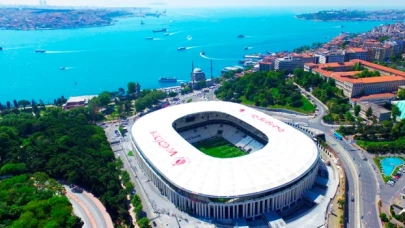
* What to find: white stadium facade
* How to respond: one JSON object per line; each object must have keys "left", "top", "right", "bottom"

{"left": 130, "top": 101, "right": 320, "bottom": 220}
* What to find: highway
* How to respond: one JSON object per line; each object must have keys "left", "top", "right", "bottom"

{"left": 280, "top": 85, "right": 380, "bottom": 228}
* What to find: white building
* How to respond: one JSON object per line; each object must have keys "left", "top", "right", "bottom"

{"left": 130, "top": 101, "right": 320, "bottom": 220}
{"left": 274, "top": 53, "right": 315, "bottom": 71}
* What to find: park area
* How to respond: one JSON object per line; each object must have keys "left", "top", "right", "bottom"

{"left": 193, "top": 137, "right": 246, "bottom": 158}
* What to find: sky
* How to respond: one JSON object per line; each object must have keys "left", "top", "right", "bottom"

{"left": 0, "top": 0, "right": 404, "bottom": 8}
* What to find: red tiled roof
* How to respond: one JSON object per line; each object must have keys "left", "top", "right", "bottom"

{"left": 351, "top": 93, "right": 397, "bottom": 102}
{"left": 346, "top": 47, "right": 367, "bottom": 53}
{"left": 350, "top": 59, "right": 405, "bottom": 77}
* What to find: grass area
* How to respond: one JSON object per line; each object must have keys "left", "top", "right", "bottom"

{"left": 373, "top": 157, "right": 405, "bottom": 183}
{"left": 240, "top": 93, "right": 315, "bottom": 114}
{"left": 187, "top": 98, "right": 192, "bottom": 103}
{"left": 128, "top": 151, "right": 134, "bottom": 157}
{"left": 193, "top": 137, "right": 246, "bottom": 159}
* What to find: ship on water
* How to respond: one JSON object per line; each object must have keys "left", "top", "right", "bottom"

{"left": 200, "top": 50, "right": 205, "bottom": 56}
{"left": 237, "top": 34, "right": 245, "bottom": 38}
{"left": 153, "top": 28, "right": 167, "bottom": 33}
{"left": 141, "top": 20, "right": 145, "bottom": 25}
{"left": 158, "top": 77, "right": 177, "bottom": 83}
{"left": 0, "top": 47, "right": 2, "bottom": 51}
{"left": 146, "top": 37, "right": 154, "bottom": 40}
{"left": 164, "top": 33, "right": 170, "bottom": 36}
{"left": 177, "top": 47, "right": 187, "bottom": 51}
{"left": 60, "top": 67, "right": 67, "bottom": 70}
{"left": 35, "top": 50, "right": 46, "bottom": 53}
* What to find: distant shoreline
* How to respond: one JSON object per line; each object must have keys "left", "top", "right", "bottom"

{"left": 0, "top": 8, "right": 158, "bottom": 31}
{"left": 296, "top": 9, "right": 405, "bottom": 22}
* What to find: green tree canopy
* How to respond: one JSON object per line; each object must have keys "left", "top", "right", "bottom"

{"left": 398, "top": 89, "right": 405, "bottom": 100}
{"left": 366, "top": 106, "right": 373, "bottom": 118}
{"left": 98, "top": 91, "right": 111, "bottom": 107}
{"left": 127, "top": 82, "right": 137, "bottom": 94}
{"left": 354, "top": 105, "right": 361, "bottom": 117}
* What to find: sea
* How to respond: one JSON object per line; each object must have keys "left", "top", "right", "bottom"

{"left": 0, "top": 7, "right": 389, "bottom": 103}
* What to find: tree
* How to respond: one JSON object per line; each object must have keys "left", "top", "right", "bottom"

{"left": 137, "top": 217, "right": 151, "bottom": 228}
{"left": 6, "top": 101, "right": 11, "bottom": 109}
{"left": 398, "top": 89, "right": 405, "bottom": 100}
{"left": 354, "top": 105, "right": 361, "bottom": 117}
{"left": 366, "top": 106, "right": 373, "bottom": 118}
{"left": 380, "top": 213, "right": 389, "bottom": 222}
{"left": 127, "top": 82, "right": 137, "bottom": 94}
{"left": 168, "top": 91, "right": 178, "bottom": 97}
{"left": 118, "top": 87, "right": 125, "bottom": 96}
{"left": 88, "top": 97, "right": 100, "bottom": 121}
{"left": 17, "top": 100, "right": 31, "bottom": 109}
{"left": 98, "top": 91, "right": 111, "bottom": 107}
{"left": 13, "top": 100, "right": 18, "bottom": 108}
{"left": 392, "top": 105, "right": 401, "bottom": 121}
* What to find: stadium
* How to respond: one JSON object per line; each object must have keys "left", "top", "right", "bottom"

{"left": 130, "top": 101, "right": 320, "bottom": 220}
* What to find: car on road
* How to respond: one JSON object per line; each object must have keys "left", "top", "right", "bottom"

{"left": 351, "top": 196, "right": 354, "bottom": 202}
{"left": 152, "top": 221, "right": 157, "bottom": 227}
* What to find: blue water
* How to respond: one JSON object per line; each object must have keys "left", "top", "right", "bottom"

{"left": 0, "top": 8, "right": 389, "bottom": 103}
{"left": 381, "top": 157, "right": 404, "bottom": 176}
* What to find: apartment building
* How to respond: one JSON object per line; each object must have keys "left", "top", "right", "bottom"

{"left": 274, "top": 53, "right": 315, "bottom": 71}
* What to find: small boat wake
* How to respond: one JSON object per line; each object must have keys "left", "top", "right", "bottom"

{"left": 186, "top": 46, "right": 201, "bottom": 50}
{"left": 4, "top": 46, "right": 34, "bottom": 50}
{"left": 46, "top": 50, "right": 86, "bottom": 54}
{"left": 199, "top": 53, "right": 237, "bottom": 61}
{"left": 187, "top": 35, "right": 192, "bottom": 40}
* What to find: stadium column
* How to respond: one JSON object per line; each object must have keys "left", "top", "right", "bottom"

{"left": 252, "top": 202, "right": 255, "bottom": 219}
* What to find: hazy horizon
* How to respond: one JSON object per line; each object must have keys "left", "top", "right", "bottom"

{"left": 0, "top": 0, "right": 404, "bottom": 8}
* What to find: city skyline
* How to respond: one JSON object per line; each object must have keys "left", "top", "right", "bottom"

{"left": 0, "top": 0, "right": 404, "bottom": 7}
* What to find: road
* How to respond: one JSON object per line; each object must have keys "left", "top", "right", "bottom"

{"left": 280, "top": 85, "right": 380, "bottom": 228}
{"left": 65, "top": 186, "right": 113, "bottom": 228}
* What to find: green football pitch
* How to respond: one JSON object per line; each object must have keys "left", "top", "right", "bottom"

{"left": 193, "top": 137, "right": 246, "bottom": 158}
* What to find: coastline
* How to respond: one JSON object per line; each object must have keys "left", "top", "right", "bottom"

{"left": 0, "top": 11, "right": 387, "bottom": 103}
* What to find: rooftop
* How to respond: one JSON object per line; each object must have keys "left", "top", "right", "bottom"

{"left": 350, "top": 59, "right": 405, "bottom": 77}
{"left": 131, "top": 101, "right": 319, "bottom": 198}
{"left": 351, "top": 93, "right": 397, "bottom": 102}
{"left": 66, "top": 95, "right": 97, "bottom": 103}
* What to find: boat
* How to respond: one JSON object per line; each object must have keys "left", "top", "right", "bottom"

{"left": 60, "top": 67, "right": 67, "bottom": 70}
{"left": 200, "top": 50, "right": 205, "bottom": 56}
{"left": 177, "top": 47, "right": 187, "bottom": 51}
{"left": 244, "top": 54, "right": 263, "bottom": 59}
{"left": 244, "top": 46, "right": 249, "bottom": 50}
{"left": 164, "top": 33, "right": 170, "bottom": 36}
{"left": 153, "top": 28, "right": 167, "bottom": 33}
{"left": 339, "top": 25, "right": 345, "bottom": 28}
{"left": 35, "top": 49, "right": 46, "bottom": 53}
{"left": 146, "top": 37, "right": 154, "bottom": 40}
{"left": 221, "top": 66, "right": 244, "bottom": 73}
{"left": 187, "top": 35, "right": 192, "bottom": 40}
{"left": 0, "top": 47, "right": 2, "bottom": 51}
{"left": 141, "top": 20, "right": 145, "bottom": 25}
{"left": 158, "top": 77, "right": 177, "bottom": 83}
{"left": 237, "top": 34, "right": 245, "bottom": 38}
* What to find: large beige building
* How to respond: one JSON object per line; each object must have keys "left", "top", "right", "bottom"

{"left": 305, "top": 60, "right": 405, "bottom": 98}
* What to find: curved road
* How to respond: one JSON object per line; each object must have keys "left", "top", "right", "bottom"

{"left": 65, "top": 186, "right": 114, "bottom": 228}
{"left": 269, "top": 84, "right": 380, "bottom": 228}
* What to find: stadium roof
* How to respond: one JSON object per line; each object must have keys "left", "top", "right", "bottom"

{"left": 131, "top": 101, "right": 319, "bottom": 198}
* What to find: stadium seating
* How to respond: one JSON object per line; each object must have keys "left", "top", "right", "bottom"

{"left": 179, "top": 123, "right": 264, "bottom": 153}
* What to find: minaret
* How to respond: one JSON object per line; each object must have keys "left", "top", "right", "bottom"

{"left": 210, "top": 59, "right": 213, "bottom": 80}
{"left": 191, "top": 61, "right": 195, "bottom": 84}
